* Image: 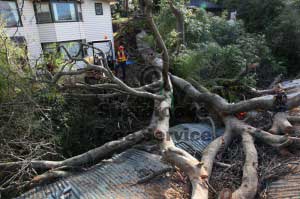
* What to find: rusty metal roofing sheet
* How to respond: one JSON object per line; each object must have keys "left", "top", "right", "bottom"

{"left": 267, "top": 165, "right": 300, "bottom": 199}
{"left": 16, "top": 149, "right": 172, "bottom": 199}
{"left": 169, "top": 123, "right": 224, "bottom": 154}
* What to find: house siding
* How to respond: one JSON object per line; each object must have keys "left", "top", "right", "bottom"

{"left": 2, "top": 0, "right": 114, "bottom": 64}
{"left": 82, "top": 0, "right": 115, "bottom": 55}
{"left": 82, "top": 1, "right": 114, "bottom": 42}
{"left": 55, "top": 22, "right": 86, "bottom": 42}
{"left": 37, "top": 0, "right": 114, "bottom": 54}
{"left": 4, "top": 0, "right": 43, "bottom": 63}
{"left": 37, "top": 23, "right": 57, "bottom": 43}
{"left": 38, "top": 22, "right": 86, "bottom": 43}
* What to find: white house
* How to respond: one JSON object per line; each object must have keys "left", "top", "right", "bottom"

{"left": 0, "top": 0, "right": 115, "bottom": 65}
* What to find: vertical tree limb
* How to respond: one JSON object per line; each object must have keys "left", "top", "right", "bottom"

{"left": 200, "top": 121, "right": 235, "bottom": 199}
{"left": 168, "top": 0, "right": 185, "bottom": 51}
{"left": 144, "top": 0, "right": 171, "bottom": 91}
{"left": 231, "top": 132, "right": 258, "bottom": 199}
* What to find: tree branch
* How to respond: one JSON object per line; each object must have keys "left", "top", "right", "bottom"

{"left": 168, "top": 0, "right": 185, "bottom": 51}
{"left": 0, "top": 128, "right": 153, "bottom": 170}
{"left": 144, "top": 0, "right": 171, "bottom": 91}
{"left": 171, "top": 75, "right": 300, "bottom": 114}
{"left": 231, "top": 132, "right": 258, "bottom": 199}
{"left": 54, "top": 45, "right": 165, "bottom": 100}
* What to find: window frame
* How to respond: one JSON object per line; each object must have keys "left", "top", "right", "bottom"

{"left": 51, "top": 1, "right": 78, "bottom": 23}
{"left": 33, "top": 1, "right": 53, "bottom": 24}
{"left": 95, "top": 3, "right": 103, "bottom": 15}
{"left": 33, "top": 1, "right": 83, "bottom": 24}
{"left": 0, "top": 0, "right": 23, "bottom": 28}
{"left": 41, "top": 39, "right": 86, "bottom": 58}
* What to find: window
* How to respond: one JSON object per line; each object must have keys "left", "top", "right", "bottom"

{"left": 34, "top": 1, "right": 83, "bottom": 24}
{"left": 10, "top": 36, "right": 26, "bottom": 45}
{"left": 60, "top": 41, "right": 82, "bottom": 58}
{"left": 42, "top": 40, "right": 85, "bottom": 59}
{"left": 95, "top": 3, "right": 103, "bottom": 15}
{"left": 0, "top": 1, "right": 21, "bottom": 27}
{"left": 52, "top": 2, "right": 76, "bottom": 22}
{"left": 42, "top": 42, "right": 57, "bottom": 54}
{"left": 35, "top": 2, "right": 52, "bottom": 23}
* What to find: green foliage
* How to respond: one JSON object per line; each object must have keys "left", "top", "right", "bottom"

{"left": 220, "top": 0, "right": 300, "bottom": 75}
{"left": 185, "top": 10, "right": 245, "bottom": 47}
{"left": 0, "top": 23, "right": 31, "bottom": 102}
{"left": 149, "top": 4, "right": 286, "bottom": 101}
{"left": 162, "top": 7, "right": 283, "bottom": 83}
{"left": 142, "top": 34, "right": 156, "bottom": 49}
{"left": 174, "top": 43, "right": 245, "bottom": 80}
{"left": 220, "top": 0, "right": 285, "bottom": 33}
{"left": 266, "top": 1, "right": 300, "bottom": 74}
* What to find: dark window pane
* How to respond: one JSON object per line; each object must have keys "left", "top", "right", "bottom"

{"left": 77, "top": 3, "right": 83, "bottom": 21}
{"left": 42, "top": 43, "right": 57, "bottom": 54}
{"left": 52, "top": 2, "right": 76, "bottom": 22}
{"left": 0, "top": 1, "right": 21, "bottom": 27}
{"left": 10, "top": 36, "right": 25, "bottom": 44}
{"left": 95, "top": 3, "right": 103, "bottom": 15}
{"left": 35, "top": 2, "right": 52, "bottom": 23}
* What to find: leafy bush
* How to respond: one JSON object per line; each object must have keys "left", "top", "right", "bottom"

{"left": 220, "top": 0, "right": 285, "bottom": 33}
{"left": 0, "top": 24, "right": 30, "bottom": 102}
{"left": 221, "top": 0, "right": 300, "bottom": 75}
{"left": 266, "top": 1, "right": 300, "bottom": 74}
{"left": 148, "top": 4, "right": 286, "bottom": 101}
{"left": 157, "top": 7, "right": 284, "bottom": 83}
{"left": 174, "top": 42, "right": 245, "bottom": 80}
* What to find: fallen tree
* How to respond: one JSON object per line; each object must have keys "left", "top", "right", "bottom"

{"left": 2, "top": 0, "right": 300, "bottom": 198}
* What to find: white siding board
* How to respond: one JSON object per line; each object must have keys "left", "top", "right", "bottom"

{"left": 38, "top": 23, "right": 86, "bottom": 43}
{"left": 54, "top": 22, "right": 86, "bottom": 42}
{"left": 37, "top": 23, "right": 57, "bottom": 43}
{"left": 82, "top": 1, "right": 114, "bottom": 42}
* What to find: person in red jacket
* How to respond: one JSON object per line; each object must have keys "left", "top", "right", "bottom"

{"left": 115, "top": 45, "right": 128, "bottom": 80}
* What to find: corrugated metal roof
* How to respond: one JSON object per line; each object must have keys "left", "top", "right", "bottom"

{"left": 16, "top": 123, "right": 223, "bottom": 199}
{"left": 170, "top": 123, "right": 224, "bottom": 155}
{"left": 267, "top": 172, "right": 300, "bottom": 198}
{"left": 16, "top": 149, "right": 172, "bottom": 199}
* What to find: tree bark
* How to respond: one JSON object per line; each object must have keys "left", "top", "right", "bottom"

{"left": 0, "top": 128, "right": 153, "bottom": 170}
{"left": 144, "top": 0, "right": 171, "bottom": 91}
{"left": 168, "top": 0, "right": 185, "bottom": 51}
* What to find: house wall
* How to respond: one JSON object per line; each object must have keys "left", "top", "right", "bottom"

{"left": 3, "top": 0, "right": 114, "bottom": 64}
{"left": 82, "top": 0, "right": 115, "bottom": 55}
{"left": 4, "top": 0, "right": 43, "bottom": 64}
{"left": 82, "top": 0, "right": 114, "bottom": 42}
{"left": 38, "top": 0, "right": 114, "bottom": 54}
{"left": 38, "top": 22, "right": 86, "bottom": 43}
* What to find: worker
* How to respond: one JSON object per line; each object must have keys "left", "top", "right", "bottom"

{"left": 274, "top": 84, "right": 288, "bottom": 112}
{"left": 115, "top": 45, "right": 128, "bottom": 80}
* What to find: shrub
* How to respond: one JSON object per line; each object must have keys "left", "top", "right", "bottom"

{"left": 266, "top": 1, "right": 300, "bottom": 74}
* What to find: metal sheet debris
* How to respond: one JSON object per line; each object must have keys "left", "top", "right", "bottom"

{"left": 16, "top": 149, "right": 172, "bottom": 199}
{"left": 267, "top": 165, "right": 300, "bottom": 199}
{"left": 16, "top": 123, "right": 224, "bottom": 199}
{"left": 281, "top": 79, "right": 300, "bottom": 90}
{"left": 169, "top": 123, "right": 224, "bottom": 155}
